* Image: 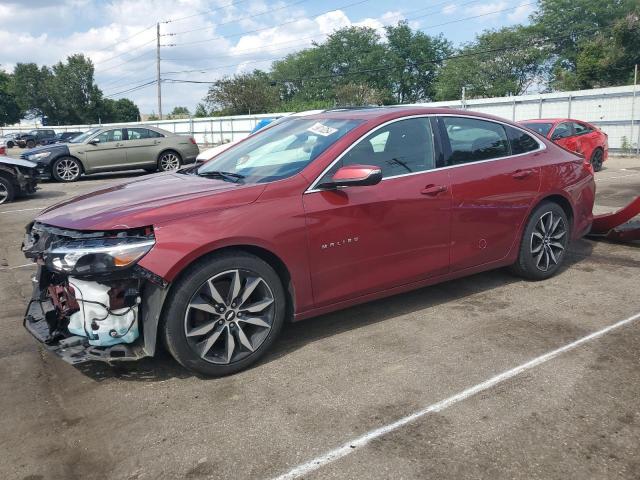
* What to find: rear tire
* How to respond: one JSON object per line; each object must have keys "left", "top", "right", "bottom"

{"left": 6, "top": 141, "right": 14, "bottom": 148}
{"left": 52, "top": 156, "right": 82, "bottom": 182}
{"left": 0, "top": 176, "right": 15, "bottom": 205}
{"left": 590, "top": 148, "right": 604, "bottom": 172}
{"left": 510, "top": 201, "right": 570, "bottom": 281}
{"left": 162, "top": 251, "right": 286, "bottom": 377}
{"left": 158, "top": 151, "right": 182, "bottom": 172}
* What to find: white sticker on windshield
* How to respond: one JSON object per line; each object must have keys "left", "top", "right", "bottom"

{"left": 307, "top": 122, "right": 338, "bottom": 137}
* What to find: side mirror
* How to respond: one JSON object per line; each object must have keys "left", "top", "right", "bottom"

{"left": 320, "top": 164, "right": 382, "bottom": 189}
{"left": 88, "top": 138, "right": 100, "bottom": 145}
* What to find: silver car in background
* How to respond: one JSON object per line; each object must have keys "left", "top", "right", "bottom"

{"left": 21, "top": 125, "right": 200, "bottom": 182}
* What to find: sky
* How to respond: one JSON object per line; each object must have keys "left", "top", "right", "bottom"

{"left": 0, "top": 0, "right": 535, "bottom": 115}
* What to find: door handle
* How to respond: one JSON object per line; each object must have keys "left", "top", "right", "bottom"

{"left": 421, "top": 184, "right": 447, "bottom": 196}
{"left": 512, "top": 169, "right": 533, "bottom": 179}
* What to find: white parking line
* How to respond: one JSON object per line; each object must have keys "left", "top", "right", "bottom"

{"left": 0, "top": 206, "right": 47, "bottom": 214}
{"left": 597, "top": 173, "right": 640, "bottom": 182}
{"left": 0, "top": 263, "right": 36, "bottom": 271}
{"left": 270, "top": 311, "right": 640, "bottom": 480}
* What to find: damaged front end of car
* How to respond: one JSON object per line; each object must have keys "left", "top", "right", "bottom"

{"left": 22, "top": 222, "right": 169, "bottom": 365}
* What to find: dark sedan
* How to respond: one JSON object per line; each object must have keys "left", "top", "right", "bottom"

{"left": 40, "top": 132, "right": 83, "bottom": 145}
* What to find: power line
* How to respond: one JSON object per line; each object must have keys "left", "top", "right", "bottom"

{"left": 103, "top": 80, "right": 158, "bottom": 98}
{"left": 160, "top": 28, "right": 612, "bottom": 86}
{"left": 162, "top": 0, "right": 251, "bottom": 24}
{"left": 93, "top": 38, "right": 156, "bottom": 66}
{"left": 96, "top": 49, "right": 155, "bottom": 74}
{"left": 92, "top": 24, "right": 156, "bottom": 53}
{"left": 164, "top": 0, "right": 312, "bottom": 37}
{"left": 167, "top": 0, "right": 372, "bottom": 48}
{"left": 158, "top": 0, "right": 511, "bottom": 78}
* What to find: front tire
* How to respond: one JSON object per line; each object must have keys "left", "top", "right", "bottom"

{"left": 26, "top": 140, "right": 36, "bottom": 149}
{"left": 158, "top": 151, "right": 182, "bottom": 172}
{"left": 0, "top": 176, "right": 15, "bottom": 205}
{"left": 163, "top": 251, "right": 286, "bottom": 376}
{"left": 52, "top": 157, "right": 82, "bottom": 182}
{"left": 510, "top": 202, "right": 570, "bottom": 280}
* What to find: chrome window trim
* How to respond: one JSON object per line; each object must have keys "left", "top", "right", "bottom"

{"left": 305, "top": 113, "right": 546, "bottom": 194}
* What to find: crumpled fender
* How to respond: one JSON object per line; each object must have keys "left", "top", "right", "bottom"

{"left": 589, "top": 197, "right": 640, "bottom": 241}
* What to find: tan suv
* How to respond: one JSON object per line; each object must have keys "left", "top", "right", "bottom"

{"left": 21, "top": 125, "right": 199, "bottom": 182}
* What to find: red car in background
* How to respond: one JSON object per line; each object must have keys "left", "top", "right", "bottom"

{"left": 519, "top": 118, "right": 608, "bottom": 172}
{"left": 22, "top": 107, "right": 596, "bottom": 376}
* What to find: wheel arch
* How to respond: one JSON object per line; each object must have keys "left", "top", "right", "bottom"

{"left": 538, "top": 193, "right": 574, "bottom": 229}
{"left": 164, "top": 244, "right": 295, "bottom": 322}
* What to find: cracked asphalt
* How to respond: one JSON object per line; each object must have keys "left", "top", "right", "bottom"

{"left": 0, "top": 154, "right": 639, "bottom": 480}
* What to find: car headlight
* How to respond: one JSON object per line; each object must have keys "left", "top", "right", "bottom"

{"left": 27, "top": 151, "right": 51, "bottom": 161}
{"left": 46, "top": 237, "right": 155, "bottom": 276}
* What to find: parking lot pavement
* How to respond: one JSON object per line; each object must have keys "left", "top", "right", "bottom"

{"left": 0, "top": 158, "right": 639, "bottom": 480}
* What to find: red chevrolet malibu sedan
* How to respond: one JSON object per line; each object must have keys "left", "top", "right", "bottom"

{"left": 22, "top": 107, "right": 595, "bottom": 376}
{"left": 519, "top": 118, "right": 608, "bottom": 172}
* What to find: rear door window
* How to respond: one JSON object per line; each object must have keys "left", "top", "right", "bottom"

{"left": 505, "top": 126, "right": 540, "bottom": 154}
{"left": 441, "top": 117, "right": 510, "bottom": 165}
{"left": 571, "top": 122, "right": 592, "bottom": 136}
{"left": 551, "top": 122, "right": 573, "bottom": 140}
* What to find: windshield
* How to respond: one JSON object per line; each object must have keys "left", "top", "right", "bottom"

{"left": 197, "top": 118, "right": 363, "bottom": 183}
{"left": 522, "top": 122, "right": 553, "bottom": 136}
{"left": 69, "top": 128, "right": 101, "bottom": 144}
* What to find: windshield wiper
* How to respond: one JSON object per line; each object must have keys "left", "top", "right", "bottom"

{"left": 197, "top": 170, "right": 246, "bottom": 183}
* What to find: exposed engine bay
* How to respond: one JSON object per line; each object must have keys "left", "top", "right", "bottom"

{"left": 22, "top": 221, "right": 168, "bottom": 364}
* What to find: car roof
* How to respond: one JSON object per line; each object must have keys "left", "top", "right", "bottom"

{"left": 301, "top": 106, "right": 518, "bottom": 124}
{"left": 93, "top": 125, "right": 172, "bottom": 134}
{"left": 519, "top": 118, "right": 592, "bottom": 124}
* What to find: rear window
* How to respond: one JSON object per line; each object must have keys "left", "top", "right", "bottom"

{"left": 522, "top": 122, "right": 553, "bottom": 136}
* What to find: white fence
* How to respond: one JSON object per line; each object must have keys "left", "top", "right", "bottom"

{"left": 2, "top": 85, "right": 639, "bottom": 152}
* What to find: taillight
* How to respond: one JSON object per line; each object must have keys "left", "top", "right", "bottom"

{"left": 189, "top": 137, "right": 196, "bottom": 145}
{"left": 0, "top": 146, "right": 5, "bottom": 155}
{"left": 584, "top": 157, "right": 594, "bottom": 174}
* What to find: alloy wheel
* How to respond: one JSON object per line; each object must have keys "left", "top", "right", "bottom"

{"left": 159, "top": 153, "right": 180, "bottom": 171}
{"left": 0, "top": 182, "right": 8, "bottom": 205}
{"left": 56, "top": 159, "right": 80, "bottom": 181}
{"left": 183, "top": 269, "right": 275, "bottom": 364}
{"left": 530, "top": 211, "right": 566, "bottom": 272}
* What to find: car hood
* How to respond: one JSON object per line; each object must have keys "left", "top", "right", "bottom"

{"left": 36, "top": 172, "right": 266, "bottom": 231}
{"left": 23, "top": 144, "right": 68, "bottom": 156}
{"left": 0, "top": 156, "right": 37, "bottom": 168}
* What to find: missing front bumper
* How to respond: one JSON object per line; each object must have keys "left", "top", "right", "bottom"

{"left": 24, "top": 299, "right": 148, "bottom": 364}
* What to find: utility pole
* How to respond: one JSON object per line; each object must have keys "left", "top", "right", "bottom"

{"left": 633, "top": 64, "right": 639, "bottom": 155}
{"left": 156, "top": 22, "right": 162, "bottom": 120}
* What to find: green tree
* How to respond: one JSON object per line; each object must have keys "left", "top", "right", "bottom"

{"left": 271, "top": 27, "right": 390, "bottom": 105}
{"left": 384, "top": 22, "right": 452, "bottom": 103}
{"left": 98, "top": 98, "right": 141, "bottom": 123}
{"left": 532, "top": 0, "right": 639, "bottom": 89}
{"left": 435, "top": 26, "right": 547, "bottom": 100}
{"left": 194, "top": 103, "right": 209, "bottom": 117}
{"left": 12, "top": 63, "right": 52, "bottom": 119}
{"left": 47, "top": 54, "right": 102, "bottom": 124}
{"left": 167, "top": 106, "right": 190, "bottom": 119}
{"left": 334, "top": 83, "right": 383, "bottom": 106}
{"left": 0, "top": 69, "right": 20, "bottom": 126}
{"left": 205, "top": 70, "right": 279, "bottom": 115}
